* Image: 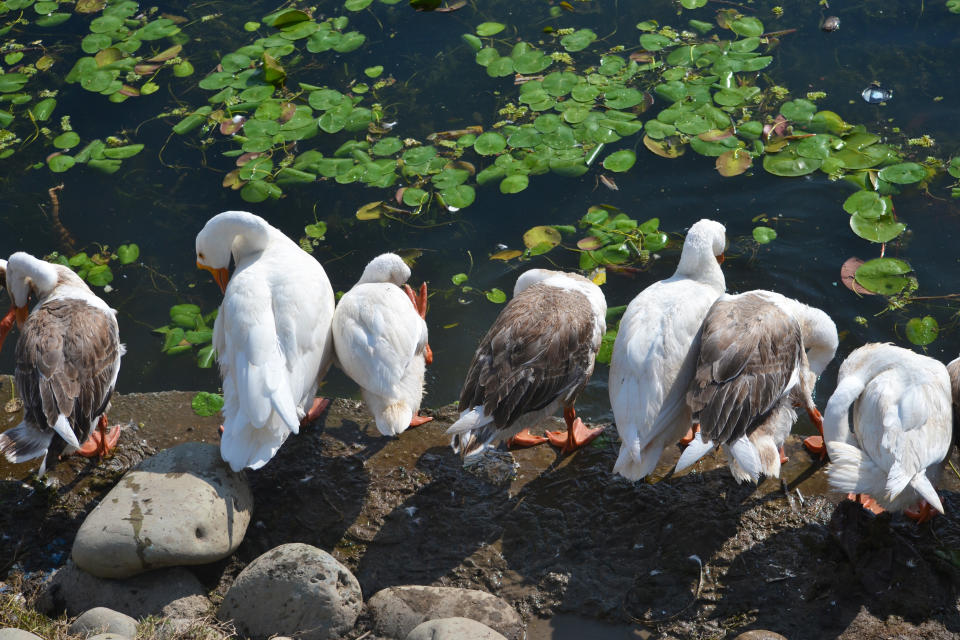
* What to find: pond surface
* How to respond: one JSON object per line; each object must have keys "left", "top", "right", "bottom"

{"left": 1, "top": 0, "right": 959, "bottom": 425}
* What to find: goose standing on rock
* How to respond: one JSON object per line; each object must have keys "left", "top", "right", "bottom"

{"left": 608, "top": 219, "right": 727, "bottom": 481}
{"left": 0, "top": 259, "right": 16, "bottom": 352}
{"left": 447, "top": 268, "right": 607, "bottom": 456}
{"left": 332, "top": 253, "right": 433, "bottom": 436}
{"left": 196, "top": 211, "right": 335, "bottom": 472}
{"left": 0, "top": 252, "right": 125, "bottom": 475}
{"left": 674, "top": 291, "right": 838, "bottom": 483}
{"left": 824, "top": 343, "right": 953, "bottom": 523}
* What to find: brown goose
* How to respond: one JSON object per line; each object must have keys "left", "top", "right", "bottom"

{"left": 675, "top": 290, "right": 837, "bottom": 483}
{"left": 0, "top": 259, "right": 15, "bottom": 352}
{"left": 0, "top": 252, "right": 124, "bottom": 475}
{"left": 447, "top": 268, "right": 607, "bottom": 456}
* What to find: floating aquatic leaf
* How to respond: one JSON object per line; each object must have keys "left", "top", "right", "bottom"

{"left": 643, "top": 135, "right": 684, "bottom": 158}
{"left": 762, "top": 150, "right": 821, "bottom": 177}
{"left": 364, "top": 65, "right": 383, "bottom": 78}
{"left": 730, "top": 17, "right": 763, "bottom": 37}
{"left": 486, "top": 57, "right": 514, "bottom": 77}
{"left": 490, "top": 249, "right": 523, "bottom": 261}
{"left": 843, "top": 191, "right": 889, "bottom": 220}
{"left": 117, "top": 244, "right": 139, "bottom": 264}
{"left": 680, "top": 0, "right": 708, "bottom": 8}
{"left": 86, "top": 265, "right": 113, "bottom": 286}
{"left": 402, "top": 188, "right": 429, "bottom": 207}
{"left": 486, "top": 288, "right": 507, "bottom": 303}
{"left": 452, "top": 273, "right": 468, "bottom": 286}
{"left": 639, "top": 33, "right": 674, "bottom": 51}
{"left": 849, "top": 212, "right": 905, "bottom": 243}
{"left": 439, "top": 185, "right": 475, "bottom": 209}
{"left": 474, "top": 131, "right": 507, "bottom": 156}
{"left": 854, "top": 257, "right": 912, "bottom": 295}
{"left": 906, "top": 316, "right": 938, "bottom": 346}
{"left": 523, "top": 225, "right": 562, "bottom": 250}
{"left": 0, "top": 73, "right": 29, "bottom": 93}
{"left": 53, "top": 132, "right": 80, "bottom": 149}
{"left": 716, "top": 148, "right": 751, "bottom": 176}
{"left": 476, "top": 22, "right": 505, "bottom": 36}
{"left": 191, "top": 392, "right": 224, "bottom": 417}
{"left": 560, "top": 28, "right": 596, "bottom": 52}
{"left": 500, "top": 174, "right": 529, "bottom": 194}
{"left": 877, "top": 162, "right": 926, "bottom": 185}
{"left": 47, "top": 154, "right": 75, "bottom": 173}
{"left": 752, "top": 226, "right": 777, "bottom": 244}
{"left": 602, "top": 150, "right": 636, "bottom": 172}
{"left": 462, "top": 33, "right": 482, "bottom": 51}
{"left": 103, "top": 144, "right": 144, "bottom": 159}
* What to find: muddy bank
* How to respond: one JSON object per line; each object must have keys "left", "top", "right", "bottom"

{"left": 2, "top": 379, "right": 960, "bottom": 639}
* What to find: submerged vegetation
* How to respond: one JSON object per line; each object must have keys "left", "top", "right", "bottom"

{"left": 0, "top": 0, "right": 958, "bottom": 377}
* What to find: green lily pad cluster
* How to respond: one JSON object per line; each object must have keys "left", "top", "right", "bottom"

{"left": 449, "top": 272, "right": 507, "bottom": 304}
{"left": 46, "top": 134, "right": 144, "bottom": 174}
{"left": 173, "top": 8, "right": 382, "bottom": 204}
{"left": 154, "top": 303, "right": 218, "bottom": 368}
{"left": 0, "top": 41, "right": 58, "bottom": 159}
{"left": 45, "top": 242, "right": 139, "bottom": 288}
{"left": 0, "top": 0, "right": 73, "bottom": 34}
{"left": 65, "top": 1, "right": 188, "bottom": 103}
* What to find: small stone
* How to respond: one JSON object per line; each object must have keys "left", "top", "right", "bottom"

{"left": 0, "top": 630, "right": 44, "bottom": 640}
{"left": 368, "top": 586, "right": 523, "bottom": 640}
{"left": 87, "top": 635, "right": 132, "bottom": 640}
{"left": 218, "top": 543, "right": 362, "bottom": 640}
{"left": 37, "top": 561, "right": 210, "bottom": 619}
{"left": 734, "top": 632, "right": 789, "bottom": 640}
{"left": 406, "top": 617, "right": 507, "bottom": 640}
{"left": 72, "top": 442, "right": 253, "bottom": 579}
{"left": 69, "top": 607, "right": 138, "bottom": 637}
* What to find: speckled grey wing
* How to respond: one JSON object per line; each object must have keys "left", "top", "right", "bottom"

{"left": 16, "top": 299, "right": 121, "bottom": 462}
{"left": 458, "top": 284, "right": 598, "bottom": 429}
{"left": 687, "top": 294, "right": 802, "bottom": 445}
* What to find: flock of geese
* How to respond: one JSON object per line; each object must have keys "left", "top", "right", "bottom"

{"left": 0, "top": 211, "right": 956, "bottom": 523}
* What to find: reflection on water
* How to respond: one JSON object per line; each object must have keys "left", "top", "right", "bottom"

{"left": 0, "top": 0, "right": 958, "bottom": 423}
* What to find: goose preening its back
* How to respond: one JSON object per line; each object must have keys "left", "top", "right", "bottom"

{"left": 608, "top": 219, "right": 727, "bottom": 481}
{"left": 447, "top": 268, "right": 607, "bottom": 456}
{"left": 196, "top": 210, "right": 335, "bottom": 472}
{"left": 824, "top": 343, "right": 953, "bottom": 522}
{"left": 332, "top": 253, "right": 433, "bottom": 436}
{"left": 0, "top": 252, "right": 125, "bottom": 475}
{"left": 675, "top": 291, "right": 837, "bottom": 483}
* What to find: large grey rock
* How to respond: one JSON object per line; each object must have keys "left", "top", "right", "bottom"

{"left": 218, "top": 543, "right": 362, "bottom": 640}
{"left": 406, "top": 617, "right": 507, "bottom": 640}
{"left": 0, "top": 631, "right": 43, "bottom": 640}
{"left": 87, "top": 635, "right": 131, "bottom": 640}
{"left": 37, "top": 561, "right": 211, "bottom": 619}
{"left": 73, "top": 442, "right": 252, "bottom": 578}
{"left": 69, "top": 607, "right": 138, "bottom": 637}
{"left": 368, "top": 586, "right": 523, "bottom": 640}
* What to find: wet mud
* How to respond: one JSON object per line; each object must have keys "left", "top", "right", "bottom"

{"left": 2, "top": 377, "right": 960, "bottom": 639}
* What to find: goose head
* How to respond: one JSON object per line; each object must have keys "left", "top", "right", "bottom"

{"left": 196, "top": 210, "right": 271, "bottom": 293}
{"left": 5, "top": 252, "right": 71, "bottom": 327}
{"left": 357, "top": 253, "right": 411, "bottom": 286}
{"left": 675, "top": 219, "right": 727, "bottom": 286}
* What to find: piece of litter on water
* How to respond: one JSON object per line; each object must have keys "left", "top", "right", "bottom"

{"left": 862, "top": 84, "right": 893, "bottom": 104}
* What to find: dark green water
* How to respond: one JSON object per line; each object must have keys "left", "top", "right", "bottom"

{"left": 1, "top": 0, "right": 959, "bottom": 425}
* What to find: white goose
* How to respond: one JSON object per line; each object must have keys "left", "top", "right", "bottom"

{"left": 0, "top": 259, "right": 15, "bottom": 352}
{"left": 609, "top": 219, "right": 726, "bottom": 481}
{"left": 196, "top": 211, "right": 335, "bottom": 472}
{"left": 824, "top": 343, "right": 952, "bottom": 522}
{"left": 0, "top": 252, "right": 125, "bottom": 475}
{"left": 447, "top": 268, "right": 607, "bottom": 456}
{"left": 675, "top": 291, "right": 838, "bottom": 482}
{"left": 332, "top": 253, "right": 432, "bottom": 436}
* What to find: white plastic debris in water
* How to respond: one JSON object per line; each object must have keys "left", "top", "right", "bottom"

{"left": 862, "top": 84, "right": 893, "bottom": 104}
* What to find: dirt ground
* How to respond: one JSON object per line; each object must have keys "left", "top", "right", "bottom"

{"left": 2, "top": 377, "right": 960, "bottom": 640}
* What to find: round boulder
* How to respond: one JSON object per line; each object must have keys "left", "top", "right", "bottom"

{"left": 69, "top": 607, "right": 138, "bottom": 637}
{"left": 367, "top": 586, "right": 523, "bottom": 640}
{"left": 218, "top": 543, "right": 362, "bottom": 640}
{"left": 72, "top": 442, "right": 253, "bottom": 578}
{"left": 0, "top": 631, "right": 44, "bottom": 640}
{"left": 407, "top": 617, "right": 507, "bottom": 640}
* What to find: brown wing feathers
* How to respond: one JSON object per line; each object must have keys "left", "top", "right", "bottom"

{"left": 458, "top": 284, "right": 596, "bottom": 428}
{"left": 688, "top": 295, "right": 802, "bottom": 444}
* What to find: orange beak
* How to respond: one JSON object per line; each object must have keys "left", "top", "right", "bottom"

{"left": 0, "top": 305, "right": 15, "bottom": 352}
{"left": 197, "top": 262, "right": 230, "bottom": 294}
{"left": 716, "top": 253, "right": 725, "bottom": 264}
{"left": 15, "top": 305, "right": 28, "bottom": 328}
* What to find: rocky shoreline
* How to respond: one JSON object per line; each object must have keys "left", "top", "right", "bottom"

{"left": 2, "top": 383, "right": 960, "bottom": 639}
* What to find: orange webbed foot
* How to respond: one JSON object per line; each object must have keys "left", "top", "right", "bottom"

{"left": 905, "top": 499, "right": 938, "bottom": 524}
{"left": 76, "top": 415, "right": 120, "bottom": 458}
{"left": 404, "top": 283, "right": 433, "bottom": 365}
{"left": 848, "top": 492, "right": 885, "bottom": 515}
{"left": 546, "top": 408, "right": 604, "bottom": 454}
{"left": 679, "top": 424, "right": 700, "bottom": 447}
{"left": 409, "top": 414, "right": 433, "bottom": 427}
{"left": 301, "top": 397, "right": 331, "bottom": 427}
{"left": 506, "top": 428, "right": 548, "bottom": 448}
{"left": 778, "top": 445, "right": 788, "bottom": 465}
{"left": 803, "top": 435, "right": 827, "bottom": 458}
{"left": 0, "top": 305, "right": 15, "bottom": 353}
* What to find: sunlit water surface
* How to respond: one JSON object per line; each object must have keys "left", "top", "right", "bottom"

{"left": 1, "top": 0, "right": 959, "bottom": 429}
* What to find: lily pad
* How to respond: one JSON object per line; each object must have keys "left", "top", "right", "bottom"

{"left": 117, "top": 243, "right": 139, "bottom": 264}
{"left": 752, "top": 226, "right": 777, "bottom": 244}
{"left": 560, "top": 29, "right": 597, "bottom": 52}
{"left": 523, "top": 225, "right": 561, "bottom": 250}
{"left": 877, "top": 162, "right": 926, "bottom": 185}
{"left": 762, "top": 150, "right": 822, "bottom": 177}
{"left": 476, "top": 22, "right": 505, "bottom": 36}
{"left": 500, "top": 174, "right": 529, "bottom": 194}
{"left": 486, "top": 288, "right": 507, "bottom": 304}
{"left": 730, "top": 17, "right": 764, "bottom": 37}
{"left": 53, "top": 131, "right": 81, "bottom": 149}
{"left": 474, "top": 132, "right": 507, "bottom": 155}
{"left": 906, "top": 316, "right": 939, "bottom": 347}
{"left": 854, "top": 257, "right": 912, "bottom": 296}
{"left": 602, "top": 149, "right": 636, "bottom": 172}
{"left": 716, "top": 148, "right": 751, "bottom": 176}
{"left": 843, "top": 190, "right": 889, "bottom": 220}
{"left": 849, "top": 212, "right": 905, "bottom": 243}
{"left": 47, "top": 154, "right": 75, "bottom": 173}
